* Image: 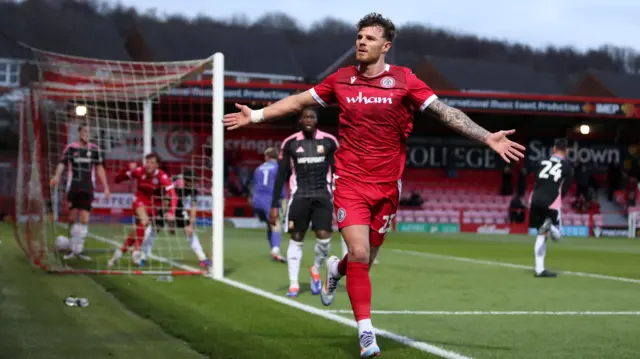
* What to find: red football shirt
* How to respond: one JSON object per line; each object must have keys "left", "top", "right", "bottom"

{"left": 116, "top": 167, "right": 174, "bottom": 201}
{"left": 310, "top": 64, "right": 437, "bottom": 183}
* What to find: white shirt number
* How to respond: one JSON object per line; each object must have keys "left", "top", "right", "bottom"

{"left": 378, "top": 214, "right": 396, "bottom": 234}
{"left": 539, "top": 160, "right": 562, "bottom": 182}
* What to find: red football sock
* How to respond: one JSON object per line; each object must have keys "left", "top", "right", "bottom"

{"left": 346, "top": 261, "right": 372, "bottom": 322}
{"left": 133, "top": 223, "right": 146, "bottom": 250}
{"left": 121, "top": 234, "right": 135, "bottom": 253}
{"left": 337, "top": 253, "right": 348, "bottom": 276}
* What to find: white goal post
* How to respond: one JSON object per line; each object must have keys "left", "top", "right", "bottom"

{"left": 212, "top": 52, "right": 225, "bottom": 280}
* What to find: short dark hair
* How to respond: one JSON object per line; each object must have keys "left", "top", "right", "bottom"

{"left": 182, "top": 168, "right": 195, "bottom": 180}
{"left": 78, "top": 124, "right": 87, "bottom": 131}
{"left": 357, "top": 13, "right": 396, "bottom": 42}
{"left": 554, "top": 138, "right": 568, "bottom": 151}
{"left": 145, "top": 152, "right": 160, "bottom": 163}
{"left": 264, "top": 147, "right": 278, "bottom": 160}
{"left": 300, "top": 107, "right": 318, "bottom": 119}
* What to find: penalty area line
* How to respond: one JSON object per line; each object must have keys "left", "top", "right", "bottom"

{"left": 325, "top": 310, "right": 640, "bottom": 316}
{"left": 84, "top": 230, "right": 472, "bottom": 359}
{"left": 392, "top": 249, "right": 640, "bottom": 285}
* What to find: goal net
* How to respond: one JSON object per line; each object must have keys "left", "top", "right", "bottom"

{"left": 14, "top": 47, "right": 225, "bottom": 278}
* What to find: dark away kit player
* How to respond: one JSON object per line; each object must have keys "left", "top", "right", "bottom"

{"left": 251, "top": 147, "right": 287, "bottom": 262}
{"left": 151, "top": 168, "right": 211, "bottom": 267}
{"left": 268, "top": 108, "right": 339, "bottom": 298}
{"left": 108, "top": 153, "right": 177, "bottom": 268}
{"left": 224, "top": 13, "right": 525, "bottom": 358}
{"left": 529, "top": 138, "right": 573, "bottom": 278}
{"left": 50, "top": 124, "right": 110, "bottom": 260}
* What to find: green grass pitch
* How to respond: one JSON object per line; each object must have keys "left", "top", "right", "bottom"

{"left": 2, "top": 221, "right": 640, "bottom": 359}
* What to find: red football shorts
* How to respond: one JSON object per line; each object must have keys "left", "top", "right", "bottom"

{"left": 332, "top": 175, "right": 401, "bottom": 247}
{"left": 132, "top": 196, "right": 156, "bottom": 218}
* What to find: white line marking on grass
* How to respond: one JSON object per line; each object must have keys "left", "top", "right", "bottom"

{"left": 326, "top": 310, "right": 640, "bottom": 316}
{"left": 392, "top": 249, "right": 640, "bottom": 284}
{"left": 84, "top": 232, "right": 194, "bottom": 271}
{"left": 220, "top": 278, "right": 472, "bottom": 359}
{"left": 85, "top": 232, "right": 472, "bottom": 359}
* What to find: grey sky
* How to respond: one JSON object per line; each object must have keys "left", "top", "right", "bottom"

{"left": 125, "top": 0, "right": 640, "bottom": 52}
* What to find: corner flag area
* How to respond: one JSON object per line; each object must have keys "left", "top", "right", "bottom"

{"left": 4, "top": 221, "right": 640, "bottom": 359}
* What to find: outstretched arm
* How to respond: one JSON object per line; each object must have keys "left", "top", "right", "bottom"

{"left": 425, "top": 99, "right": 525, "bottom": 163}
{"left": 223, "top": 91, "right": 319, "bottom": 130}
{"left": 224, "top": 73, "right": 338, "bottom": 130}
{"left": 425, "top": 99, "right": 490, "bottom": 144}
{"left": 262, "top": 91, "right": 319, "bottom": 122}
{"left": 405, "top": 69, "right": 524, "bottom": 163}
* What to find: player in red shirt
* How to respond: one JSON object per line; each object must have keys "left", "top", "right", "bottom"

{"left": 107, "top": 153, "right": 177, "bottom": 268}
{"left": 223, "top": 13, "right": 525, "bottom": 357}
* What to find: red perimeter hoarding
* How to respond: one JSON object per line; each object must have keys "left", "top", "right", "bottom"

{"left": 173, "top": 80, "right": 640, "bottom": 119}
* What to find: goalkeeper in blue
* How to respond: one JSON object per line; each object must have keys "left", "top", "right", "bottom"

{"left": 251, "top": 147, "right": 286, "bottom": 262}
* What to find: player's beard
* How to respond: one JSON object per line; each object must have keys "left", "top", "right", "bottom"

{"left": 357, "top": 52, "right": 382, "bottom": 67}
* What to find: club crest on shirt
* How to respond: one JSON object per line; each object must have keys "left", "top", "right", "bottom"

{"left": 380, "top": 76, "right": 395, "bottom": 88}
{"left": 317, "top": 145, "right": 324, "bottom": 154}
{"left": 337, "top": 208, "right": 346, "bottom": 222}
{"left": 86, "top": 151, "right": 91, "bottom": 157}
{"left": 152, "top": 178, "right": 158, "bottom": 185}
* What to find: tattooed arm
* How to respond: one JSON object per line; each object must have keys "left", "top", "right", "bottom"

{"left": 425, "top": 99, "right": 491, "bottom": 144}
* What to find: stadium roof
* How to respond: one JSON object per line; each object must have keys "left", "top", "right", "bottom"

{"left": 133, "top": 20, "right": 307, "bottom": 78}
{"left": 423, "top": 56, "right": 566, "bottom": 95}
{"left": 0, "top": 2, "right": 130, "bottom": 61}
{"left": 589, "top": 70, "right": 640, "bottom": 98}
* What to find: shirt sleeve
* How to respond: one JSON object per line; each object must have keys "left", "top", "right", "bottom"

{"left": 132, "top": 167, "right": 143, "bottom": 180}
{"left": 309, "top": 71, "right": 338, "bottom": 107}
{"left": 406, "top": 69, "right": 438, "bottom": 112}
{"left": 272, "top": 140, "right": 293, "bottom": 208}
{"left": 60, "top": 146, "right": 72, "bottom": 165}
{"left": 160, "top": 173, "right": 174, "bottom": 192}
{"left": 94, "top": 146, "right": 104, "bottom": 166}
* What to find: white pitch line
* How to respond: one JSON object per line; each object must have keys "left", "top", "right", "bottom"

{"left": 392, "top": 249, "right": 640, "bottom": 284}
{"left": 85, "top": 232, "right": 471, "bottom": 359}
{"left": 221, "top": 278, "right": 472, "bottom": 359}
{"left": 326, "top": 310, "right": 640, "bottom": 316}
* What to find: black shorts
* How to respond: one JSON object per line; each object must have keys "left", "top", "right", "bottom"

{"left": 528, "top": 205, "right": 560, "bottom": 234}
{"left": 285, "top": 195, "right": 333, "bottom": 234}
{"left": 175, "top": 209, "right": 191, "bottom": 228}
{"left": 156, "top": 209, "right": 191, "bottom": 228}
{"left": 67, "top": 190, "right": 93, "bottom": 212}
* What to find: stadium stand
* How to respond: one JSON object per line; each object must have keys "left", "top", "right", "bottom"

{"left": 398, "top": 169, "right": 604, "bottom": 227}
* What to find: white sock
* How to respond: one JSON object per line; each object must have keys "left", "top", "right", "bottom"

{"left": 142, "top": 226, "right": 156, "bottom": 256}
{"left": 70, "top": 223, "right": 88, "bottom": 254}
{"left": 271, "top": 246, "right": 281, "bottom": 255}
{"left": 189, "top": 233, "right": 207, "bottom": 261}
{"left": 287, "top": 240, "right": 303, "bottom": 288}
{"left": 534, "top": 235, "right": 547, "bottom": 274}
{"left": 329, "top": 257, "right": 342, "bottom": 279}
{"left": 111, "top": 249, "right": 123, "bottom": 262}
{"left": 549, "top": 225, "right": 562, "bottom": 240}
{"left": 341, "top": 236, "right": 348, "bottom": 257}
{"left": 357, "top": 319, "right": 376, "bottom": 346}
{"left": 313, "top": 238, "right": 331, "bottom": 274}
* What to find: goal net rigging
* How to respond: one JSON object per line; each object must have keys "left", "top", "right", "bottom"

{"left": 14, "top": 46, "right": 225, "bottom": 279}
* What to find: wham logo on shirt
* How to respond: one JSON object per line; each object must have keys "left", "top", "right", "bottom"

{"left": 345, "top": 92, "right": 393, "bottom": 105}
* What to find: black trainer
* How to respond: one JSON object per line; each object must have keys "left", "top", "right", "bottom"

{"left": 535, "top": 270, "right": 557, "bottom": 278}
